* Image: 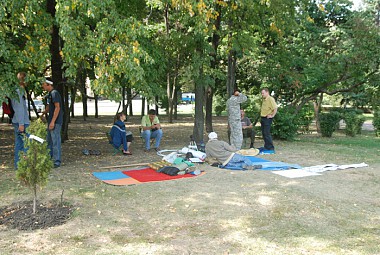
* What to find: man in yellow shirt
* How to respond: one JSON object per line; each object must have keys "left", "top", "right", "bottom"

{"left": 141, "top": 109, "right": 163, "bottom": 152}
{"left": 260, "top": 88, "right": 277, "bottom": 151}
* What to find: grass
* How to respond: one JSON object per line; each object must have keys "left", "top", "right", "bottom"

{"left": 0, "top": 116, "right": 379, "bottom": 254}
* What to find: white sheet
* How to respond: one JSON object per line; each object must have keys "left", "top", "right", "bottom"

{"left": 272, "top": 162, "right": 368, "bottom": 178}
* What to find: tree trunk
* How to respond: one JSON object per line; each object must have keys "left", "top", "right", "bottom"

{"left": 155, "top": 96, "right": 159, "bottom": 115}
{"left": 70, "top": 86, "right": 76, "bottom": 119}
{"left": 62, "top": 83, "right": 70, "bottom": 141}
{"left": 227, "top": 48, "right": 237, "bottom": 98}
{"left": 313, "top": 93, "right": 324, "bottom": 133}
{"left": 33, "top": 185, "right": 37, "bottom": 214}
{"left": 205, "top": 86, "right": 213, "bottom": 133}
{"left": 127, "top": 87, "right": 133, "bottom": 116}
{"left": 94, "top": 94, "right": 98, "bottom": 118}
{"left": 193, "top": 42, "right": 205, "bottom": 144}
{"left": 205, "top": 3, "right": 221, "bottom": 133}
{"left": 47, "top": 0, "right": 65, "bottom": 139}
{"left": 141, "top": 97, "right": 145, "bottom": 116}
{"left": 81, "top": 76, "right": 87, "bottom": 121}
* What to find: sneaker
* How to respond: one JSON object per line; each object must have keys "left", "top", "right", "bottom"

{"left": 54, "top": 164, "right": 60, "bottom": 168}
{"left": 144, "top": 148, "right": 150, "bottom": 152}
{"left": 154, "top": 147, "right": 160, "bottom": 152}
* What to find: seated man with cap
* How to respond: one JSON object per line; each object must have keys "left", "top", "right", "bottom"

{"left": 205, "top": 132, "right": 261, "bottom": 170}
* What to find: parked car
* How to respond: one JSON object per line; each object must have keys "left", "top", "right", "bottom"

{"left": 29, "top": 100, "right": 45, "bottom": 113}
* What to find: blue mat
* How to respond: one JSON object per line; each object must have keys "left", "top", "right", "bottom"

{"left": 92, "top": 171, "right": 131, "bottom": 180}
{"left": 221, "top": 156, "right": 301, "bottom": 171}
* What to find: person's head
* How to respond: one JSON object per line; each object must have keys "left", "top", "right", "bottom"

{"left": 41, "top": 78, "right": 54, "bottom": 92}
{"left": 148, "top": 109, "right": 156, "bottom": 121}
{"left": 240, "top": 109, "right": 245, "bottom": 118}
{"left": 115, "top": 112, "right": 126, "bottom": 122}
{"left": 233, "top": 89, "right": 240, "bottom": 96}
{"left": 261, "top": 87, "right": 270, "bottom": 99}
{"left": 17, "top": 72, "right": 26, "bottom": 84}
{"left": 208, "top": 132, "right": 218, "bottom": 140}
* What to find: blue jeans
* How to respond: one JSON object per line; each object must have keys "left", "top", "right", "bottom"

{"left": 261, "top": 117, "right": 274, "bottom": 150}
{"left": 47, "top": 123, "right": 62, "bottom": 166}
{"left": 13, "top": 123, "right": 29, "bottom": 169}
{"left": 142, "top": 129, "right": 163, "bottom": 149}
{"left": 226, "top": 154, "right": 253, "bottom": 169}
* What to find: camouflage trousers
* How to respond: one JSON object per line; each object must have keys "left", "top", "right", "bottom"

{"left": 228, "top": 119, "right": 243, "bottom": 150}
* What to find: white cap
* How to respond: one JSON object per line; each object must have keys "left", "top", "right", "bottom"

{"left": 45, "top": 78, "right": 53, "bottom": 85}
{"left": 208, "top": 132, "right": 218, "bottom": 140}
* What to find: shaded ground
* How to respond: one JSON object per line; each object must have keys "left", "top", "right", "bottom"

{"left": 0, "top": 115, "right": 379, "bottom": 255}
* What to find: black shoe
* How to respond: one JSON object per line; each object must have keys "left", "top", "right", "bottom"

{"left": 154, "top": 147, "right": 160, "bottom": 152}
{"left": 249, "top": 143, "right": 254, "bottom": 148}
{"left": 54, "top": 164, "right": 60, "bottom": 168}
{"left": 144, "top": 148, "right": 150, "bottom": 152}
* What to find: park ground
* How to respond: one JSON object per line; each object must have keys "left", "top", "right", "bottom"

{"left": 0, "top": 114, "right": 379, "bottom": 255}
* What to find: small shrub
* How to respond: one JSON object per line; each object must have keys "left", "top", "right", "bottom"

{"left": 343, "top": 111, "right": 360, "bottom": 137}
{"left": 319, "top": 111, "right": 341, "bottom": 137}
{"left": 272, "top": 107, "right": 299, "bottom": 141}
{"left": 17, "top": 119, "right": 53, "bottom": 213}
{"left": 373, "top": 110, "right": 380, "bottom": 137}
{"left": 297, "top": 104, "right": 314, "bottom": 133}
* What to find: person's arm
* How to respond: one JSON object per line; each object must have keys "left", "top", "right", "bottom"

{"left": 268, "top": 107, "right": 277, "bottom": 119}
{"left": 242, "top": 117, "right": 252, "bottom": 129}
{"left": 223, "top": 141, "right": 238, "bottom": 152}
{"left": 235, "top": 93, "right": 247, "bottom": 104}
{"left": 49, "top": 101, "right": 60, "bottom": 130}
{"left": 153, "top": 117, "right": 161, "bottom": 129}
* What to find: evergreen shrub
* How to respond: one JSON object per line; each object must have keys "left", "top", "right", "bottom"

{"left": 319, "top": 111, "right": 341, "bottom": 137}
{"left": 272, "top": 107, "right": 299, "bottom": 141}
{"left": 17, "top": 119, "right": 53, "bottom": 213}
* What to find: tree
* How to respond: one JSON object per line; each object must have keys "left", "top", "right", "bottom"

{"left": 17, "top": 119, "right": 53, "bottom": 214}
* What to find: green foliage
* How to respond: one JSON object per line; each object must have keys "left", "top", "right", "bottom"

{"left": 297, "top": 104, "right": 315, "bottom": 133}
{"left": 319, "top": 111, "right": 341, "bottom": 137}
{"left": 343, "top": 111, "right": 362, "bottom": 137}
{"left": 373, "top": 110, "right": 380, "bottom": 137}
{"left": 271, "top": 107, "right": 299, "bottom": 141}
{"left": 17, "top": 119, "right": 53, "bottom": 213}
{"left": 213, "top": 95, "right": 226, "bottom": 116}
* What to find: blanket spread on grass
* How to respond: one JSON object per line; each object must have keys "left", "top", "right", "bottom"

{"left": 220, "top": 156, "right": 302, "bottom": 171}
{"left": 93, "top": 167, "right": 205, "bottom": 186}
{"left": 272, "top": 163, "right": 368, "bottom": 178}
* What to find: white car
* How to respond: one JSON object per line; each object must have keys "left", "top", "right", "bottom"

{"left": 29, "top": 100, "right": 45, "bottom": 113}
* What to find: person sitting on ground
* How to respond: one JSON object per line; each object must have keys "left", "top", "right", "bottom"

{"left": 110, "top": 112, "right": 133, "bottom": 155}
{"left": 141, "top": 109, "right": 163, "bottom": 152}
{"left": 228, "top": 109, "right": 255, "bottom": 148}
{"left": 205, "top": 132, "right": 260, "bottom": 170}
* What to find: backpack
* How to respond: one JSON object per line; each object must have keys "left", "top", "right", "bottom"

{"left": 2, "top": 97, "right": 14, "bottom": 118}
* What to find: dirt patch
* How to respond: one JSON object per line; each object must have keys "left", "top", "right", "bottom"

{"left": 0, "top": 201, "right": 73, "bottom": 230}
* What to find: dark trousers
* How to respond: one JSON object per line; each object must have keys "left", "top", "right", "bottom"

{"left": 261, "top": 117, "right": 274, "bottom": 150}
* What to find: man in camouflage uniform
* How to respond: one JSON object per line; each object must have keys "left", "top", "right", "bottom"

{"left": 226, "top": 90, "right": 247, "bottom": 150}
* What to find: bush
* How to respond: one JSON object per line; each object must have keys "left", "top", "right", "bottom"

{"left": 373, "top": 110, "right": 380, "bottom": 137}
{"left": 272, "top": 107, "right": 299, "bottom": 141}
{"left": 17, "top": 119, "right": 53, "bottom": 213}
{"left": 319, "top": 111, "right": 341, "bottom": 137}
{"left": 343, "top": 111, "right": 364, "bottom": 137}
{"left": 297, "top": 104, "right": 314, "bottom": 133}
